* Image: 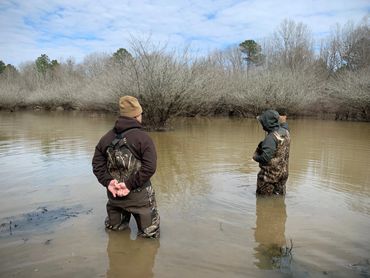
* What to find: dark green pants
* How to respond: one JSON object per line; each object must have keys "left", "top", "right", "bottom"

{"left": 105, "top": 185, "right": 160, "bottom": 238}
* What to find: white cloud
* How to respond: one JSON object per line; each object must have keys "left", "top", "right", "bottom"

{"left": 0, "top": 0, "right": 368, "bottom": 66}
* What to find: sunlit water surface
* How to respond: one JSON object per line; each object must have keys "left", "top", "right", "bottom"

{"left": 0, "top": 111, "right": 369, "bottom": 278}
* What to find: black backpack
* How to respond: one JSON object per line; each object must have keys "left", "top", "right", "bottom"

{"left": 106, "top": 128, "right": 141, "bottom": 183}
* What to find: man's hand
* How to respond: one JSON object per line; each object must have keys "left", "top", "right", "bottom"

{"left": 108, "top": 179, "right": 119, "bottom": 197}
{"left": 107, "top": 180, "right": 130, "bottom": 197}
{"left": 116, "top": 182, "right": 130, "bottom": 197}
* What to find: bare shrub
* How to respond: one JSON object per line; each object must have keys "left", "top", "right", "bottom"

{"left": 266, "top": 19, "right": 314, "bottom": 71}
{"left": 0, "top": 82, "right": 25, "bottom": 109}
{"left": 114, "top": 39, "right": 199, "bottom": 129}
{"left": 186, "top": 53, "right": 232, "bottom": 116}
{"left": 230, "top": 68, "right": 320, "bottom": 116}
{"left": 1, "top": 17, "right": 369, "bottom": 124}
{"left": 326, "top": 67, "right": 370, "bottom": 120}
{"left": 320, "top": 16, "right": 370, "bottom": 74}
{"left": 78, "top": 53, "right": 111, "bottom": 78}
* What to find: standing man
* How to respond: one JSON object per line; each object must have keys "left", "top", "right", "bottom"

{"left": 92, "top": 96, "right": 160, "bottom": 238}
{"left": 252, "top": 110, "right": 291, "bottom": 195}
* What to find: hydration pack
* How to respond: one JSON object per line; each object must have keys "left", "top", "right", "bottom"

{"left": 106, "top": 128, "right": 141, "bottom": 183}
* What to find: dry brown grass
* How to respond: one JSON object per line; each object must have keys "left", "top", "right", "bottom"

{"left": 1, "top": 19, "right": 369, "bottom": 127}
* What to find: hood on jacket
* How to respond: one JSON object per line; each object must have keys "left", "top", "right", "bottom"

{"left": 114, "top": 116, "right": 142, "bottom": 133}
{"left": 257, "top": 110, "right": 280, "bottom": 132}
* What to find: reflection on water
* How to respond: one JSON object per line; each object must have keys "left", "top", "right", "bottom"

{"left": 0, "top": 111, "right": 370, "bottom": 277}
{"left": 254, "top": 196, "right": 291, "bottom": 271}
{"left": 106, "top": 231, "right": 159, "bottom": 278}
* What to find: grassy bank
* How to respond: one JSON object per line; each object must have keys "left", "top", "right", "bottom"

{"left": 1, "top": 61, "right": 368, "bottom": 128}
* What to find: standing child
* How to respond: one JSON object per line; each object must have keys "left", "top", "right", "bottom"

{"left": 253, "top": 110, "right": 291, "bottom": 195}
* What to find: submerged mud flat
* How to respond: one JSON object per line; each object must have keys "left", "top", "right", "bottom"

{"left": 0, "top": 206, "right": 93, "bottom": 238}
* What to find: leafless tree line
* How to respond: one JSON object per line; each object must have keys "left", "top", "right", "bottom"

{"left": 0, "top": 17, "right": 369, "bottom": 128}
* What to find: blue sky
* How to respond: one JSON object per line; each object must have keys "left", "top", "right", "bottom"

{"left": 0, "top": 0, "right": 369, "bottom": 66}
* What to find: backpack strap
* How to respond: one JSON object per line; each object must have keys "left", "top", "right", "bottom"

{"left": 110, "top": 127, "right": 141, "bottom": 159}
{"left": 110, "top": 127, "right": 139, "bottom": 147}
{"left": 272, "top": 128, "right": 291, "bottom": 146}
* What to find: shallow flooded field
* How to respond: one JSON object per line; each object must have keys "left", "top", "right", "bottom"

{"left": 0, "top": 111, "right": 369, "bottom": 277}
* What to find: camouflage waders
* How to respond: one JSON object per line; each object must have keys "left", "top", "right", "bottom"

{"left": 104, "top": 129, "right": 160, "bottom": 238}
{"left": 256, "top": 131, "right": 290, "bottom": 195}
{"left": 106, "top": 184, "right": 160, "bottom": 238}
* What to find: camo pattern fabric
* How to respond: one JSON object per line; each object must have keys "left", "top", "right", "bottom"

{"left": 256, "top": 130, "right": 291, "bottom": 195}
{"left": 105, "top": 185, "right": 160, "bottom": 238}
{"left": 106, "top": 136, "right": 141, "bottom": 183}
{"left": 140, "top": 185, "right": 160, "bottom": 238}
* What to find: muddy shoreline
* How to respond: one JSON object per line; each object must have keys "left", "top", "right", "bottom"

{"left": 1, "top": 105, "right": 369, "bottom": 123}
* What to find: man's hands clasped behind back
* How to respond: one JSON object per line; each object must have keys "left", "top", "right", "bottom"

{"left": 108, "top": 179, "right": 130, "bottom": 197}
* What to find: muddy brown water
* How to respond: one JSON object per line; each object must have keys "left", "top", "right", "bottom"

{"left": 0, "top": 111, "right": 369, "bottom": 278}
